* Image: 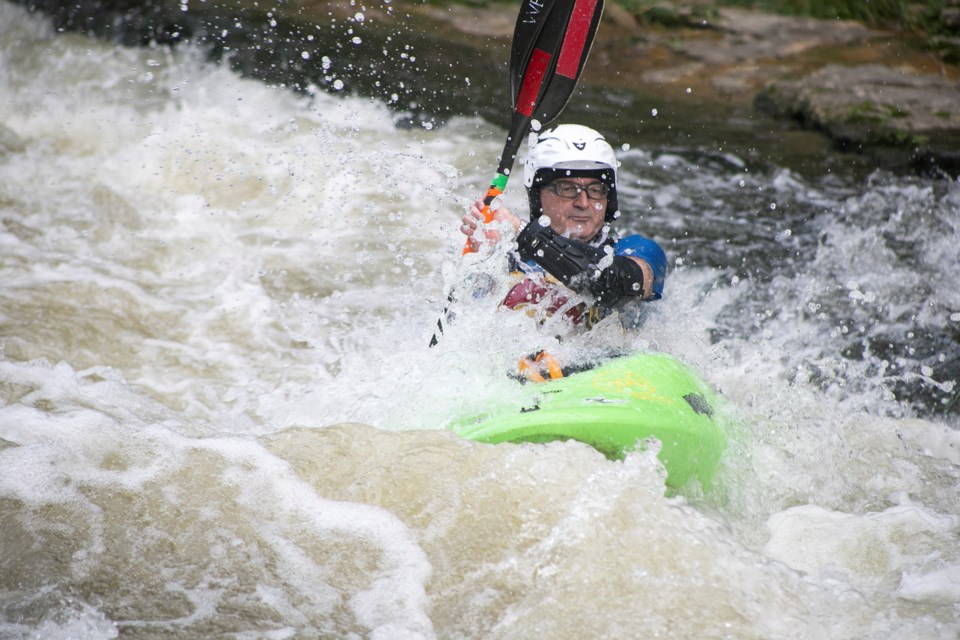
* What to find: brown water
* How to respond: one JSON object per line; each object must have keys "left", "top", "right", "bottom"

{"left": 1, "top": 3, "right": 959, "bottom": 638}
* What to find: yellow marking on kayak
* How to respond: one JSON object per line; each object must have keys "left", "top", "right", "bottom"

{"left": 592, "top": 371, "right": 678, "bottom": 406}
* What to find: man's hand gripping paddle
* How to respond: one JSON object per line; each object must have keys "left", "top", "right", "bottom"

{"left": 430, "top": 0, "right": 604, "bottom": 346}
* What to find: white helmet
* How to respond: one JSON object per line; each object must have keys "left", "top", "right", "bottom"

{"left": 522, "top": 124, "right": 619, "bottom": 221}
{"left": 522, "top": 124, "right": 618, "bottom": 188}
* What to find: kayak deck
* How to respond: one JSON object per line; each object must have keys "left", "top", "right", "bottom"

{"left": 453, "top": 353, "right": 728, "bottom": 491}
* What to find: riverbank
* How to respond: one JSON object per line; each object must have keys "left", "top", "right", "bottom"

{"left": 10, "top": 0, "right": 960, "bottom": 176}
{"left": 410, "top": 0, "right": 960, "bottom": 175}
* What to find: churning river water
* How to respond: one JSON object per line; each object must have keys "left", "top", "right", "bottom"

{"left": 1, "top": 3, "right": 959, "bottom": 638}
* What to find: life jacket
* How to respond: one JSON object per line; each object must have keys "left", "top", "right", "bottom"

{"left": 499, "top": 228, "right": 617, "bottom": 328}
{"left": 500, "top": 271, "right": 594, "bottom": 325}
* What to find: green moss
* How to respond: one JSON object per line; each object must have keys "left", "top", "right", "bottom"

{"left": 883, "top": 130, "right": 928, "bottom": 147}
{"left": 844, "top": 101, "right": 887, "bottom": 124}
{"left": 869, "top": 125, "right": 928, "bottom": 148}
{"left": 887, "top": 105, "right": 911, "bottom": 119}
{"left": 837, "top": 101, "right": 928, "bottom": 147}
{"left": 843, "top": 101, "right": 912, "bottom": 124}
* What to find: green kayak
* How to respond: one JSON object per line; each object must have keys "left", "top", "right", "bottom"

{"left": 453, "top": 353, "right": 729, "bottom": 491}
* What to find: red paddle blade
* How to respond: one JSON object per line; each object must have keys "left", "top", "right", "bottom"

{"left": 510, "top": 0, "right": 604, "bottom": 126}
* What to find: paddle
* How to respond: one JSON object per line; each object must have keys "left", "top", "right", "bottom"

{"left": 429, "top": 0, "right": 604, "bottom": 346}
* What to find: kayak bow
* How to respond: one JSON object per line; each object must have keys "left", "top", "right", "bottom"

{"left": 453, "top": 353, "right": 729, "bottom": 491}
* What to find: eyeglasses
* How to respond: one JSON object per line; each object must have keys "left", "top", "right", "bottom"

{"left": 543, "top": 181, "right": 609, "bottom": 200}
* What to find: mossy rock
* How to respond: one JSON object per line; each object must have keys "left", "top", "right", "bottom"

{"left": 843, "top": 101, "right": 911, "bottom": 125}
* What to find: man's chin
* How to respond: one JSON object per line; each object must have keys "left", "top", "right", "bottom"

{"left": 566, "top": 222, "right": 596, "bottom": 238}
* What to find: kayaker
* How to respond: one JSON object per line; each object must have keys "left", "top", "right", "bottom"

{"left": 460, "top": 124, "right": 666, "bottom": 330}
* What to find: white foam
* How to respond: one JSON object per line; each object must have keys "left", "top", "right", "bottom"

{"left": 898, "top": 565, "right": 960, "bottom": 603}
{"left": 765, "top": 503, "right": 959, "bottom": 583}
{"left": 29, "top": 604, "right": 119, "bottom": 640}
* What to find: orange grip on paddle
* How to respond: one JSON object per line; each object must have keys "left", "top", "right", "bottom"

{"left": 461, "top": 184, "right": 504, "bottom": 255}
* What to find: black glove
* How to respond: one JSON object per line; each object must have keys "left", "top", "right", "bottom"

{"left": 516, "top": 222, "right": 644, "bottom": 309}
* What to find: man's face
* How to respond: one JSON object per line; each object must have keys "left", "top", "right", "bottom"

{"left": 539, "top": 177, "right": 607, "bottom": 241}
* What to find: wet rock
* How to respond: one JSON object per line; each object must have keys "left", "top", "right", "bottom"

{"left": 606, "top": 7, "right": 882, "bottom": 99}
{"left": 756, "top": 64, "right": 960, "bottom": 172}
{"left": 682, "top": 8, "right": 877, "bottom": 65}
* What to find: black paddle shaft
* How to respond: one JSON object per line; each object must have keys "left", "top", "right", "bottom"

{"left": 429, "top": 0, "right": 604, "bottom": 346}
